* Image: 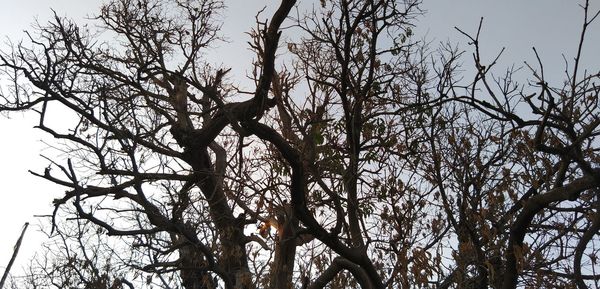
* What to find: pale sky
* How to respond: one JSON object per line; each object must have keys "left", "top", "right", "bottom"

{"left": 0, "top": 0, "right": 598, "bottom": 279}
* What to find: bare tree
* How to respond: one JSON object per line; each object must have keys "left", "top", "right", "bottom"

{"left": 1, "top": 0, "right": 296, "bottom": 288}
{"left": 425, "top": 2, "right": 600, "bottom": 288}
{"left": 1, "top": 0, "right": 600, "bottom": 289}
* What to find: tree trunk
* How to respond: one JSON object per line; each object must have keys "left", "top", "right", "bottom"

{"left": 269, "top": 204, "right": 298, "bottom": 289}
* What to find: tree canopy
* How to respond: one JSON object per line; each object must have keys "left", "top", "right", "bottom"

{"left": 1, "top": 0, "right": 600, "bottom": 288}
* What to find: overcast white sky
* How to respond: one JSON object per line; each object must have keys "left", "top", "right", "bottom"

{"left": 0, "top": 0, "right": 599, "bottom": 278}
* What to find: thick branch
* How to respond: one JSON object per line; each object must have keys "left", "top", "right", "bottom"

{"left": 502, "top": 170, "right": 600, "bottom": 289}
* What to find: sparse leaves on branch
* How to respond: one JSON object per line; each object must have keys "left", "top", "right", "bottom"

{"left": 1, "top": 0, "right": 600, "bottom": 289}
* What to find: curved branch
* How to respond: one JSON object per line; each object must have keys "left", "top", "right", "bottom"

{"left": 243, "top": 120, "right": 384, "bottom": 289}
{"left": 502, "top": 170, "right": 600, "bottom": 289}
{"left": 307, "top": 257, "right": 373, "bottom": 289}
{"left": 574, "top": 208, "right": 600, "bottom": 289}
